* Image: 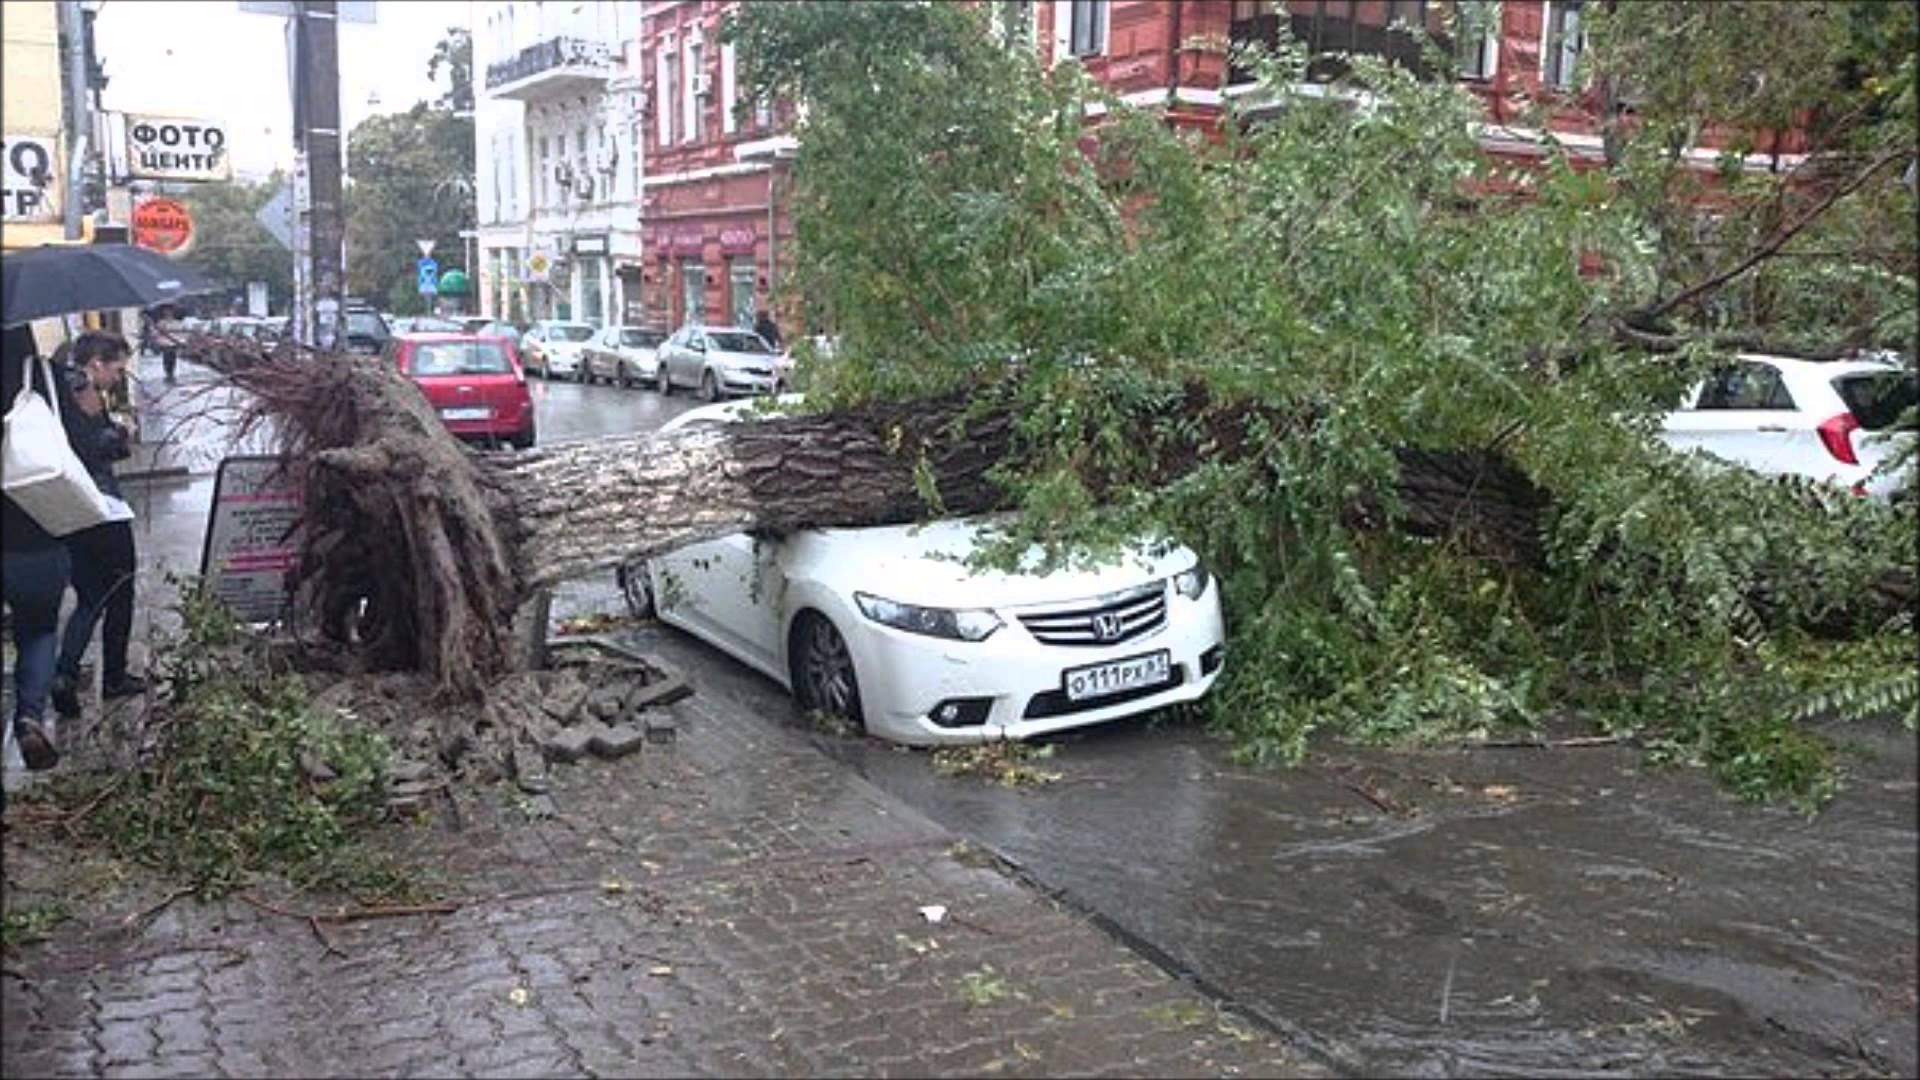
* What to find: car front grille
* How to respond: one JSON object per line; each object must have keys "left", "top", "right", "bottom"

{"left": 1017, "top": 583, "right": 1167, "bottom": 647}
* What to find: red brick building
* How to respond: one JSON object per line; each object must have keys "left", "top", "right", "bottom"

{"left": 639, "top": 0, "right": 795, "bottom": 331}
{"left": 633, "top": 1, "right": 1804, "bottom": 333}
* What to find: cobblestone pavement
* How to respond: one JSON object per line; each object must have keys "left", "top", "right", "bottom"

{"left": 3, "top": 687, "right": 1327, "bottom": 1078}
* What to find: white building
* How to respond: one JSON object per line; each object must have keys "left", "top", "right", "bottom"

{"left": 472, "top": 0, "right": 643, "bottom": 327}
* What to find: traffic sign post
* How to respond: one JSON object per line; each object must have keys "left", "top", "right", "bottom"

{"left": 416, "top": 256, "right": 439, "bottom": 296}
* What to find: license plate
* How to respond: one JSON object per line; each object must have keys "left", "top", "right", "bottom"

{"left": 1063, "top": 649, "right": 1172, "bottom": 702}
{"left": 440, "top": 406, "right": 491, "bottom": 421}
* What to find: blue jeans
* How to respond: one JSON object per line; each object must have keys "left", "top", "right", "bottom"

{"left": 5, "top": 544, "right": 72, "bottom": 723}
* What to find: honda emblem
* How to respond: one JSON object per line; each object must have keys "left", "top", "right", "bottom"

{"left": 1092, "top": 612, "right": 1123, "bottom": 642}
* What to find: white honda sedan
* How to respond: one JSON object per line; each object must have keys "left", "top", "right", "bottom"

{"left": 1660, "top": 353, "right": 1915, "bottom": 500}
{"left": 623, "top": 398, "right": 1227, "bottom": 746}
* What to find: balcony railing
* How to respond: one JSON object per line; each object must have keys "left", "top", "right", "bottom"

{"left": 1228, "top": 2, "right": 1456, "bottom": 86}
{"left": 485, "top": 37, "right": 613, "bottom": 99}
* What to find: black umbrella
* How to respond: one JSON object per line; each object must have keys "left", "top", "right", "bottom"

{"left": 2, "top": 243, "right": 220, "bottom": 326}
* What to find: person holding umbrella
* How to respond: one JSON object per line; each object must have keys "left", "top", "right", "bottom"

{"left": 2, "top": 325, "right": 71, "bottom": 772}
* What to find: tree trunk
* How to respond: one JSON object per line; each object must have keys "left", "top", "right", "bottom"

{"left": 198, "top": 339, "right": 1911, "bottom": 763}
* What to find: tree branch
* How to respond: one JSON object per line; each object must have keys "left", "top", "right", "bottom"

{"left": 1641, "top": 149, "right": 1907, "bottom": 322}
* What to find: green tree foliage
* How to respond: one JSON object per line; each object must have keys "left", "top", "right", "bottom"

{"left": 176, "top": 174, "right": 293, "bottom": 311}
{"left": 728, "top": 1, "right": 1917, "bottom": 806}
{"left": 344, "top": 28, "right": 475, "bottom": 314}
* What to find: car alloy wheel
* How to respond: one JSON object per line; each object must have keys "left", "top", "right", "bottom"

{"left": 702, "top": 370, "right": 721, "bottom": 402}
{"left": 794, "top": 612, "right": 863, "bottom": 729}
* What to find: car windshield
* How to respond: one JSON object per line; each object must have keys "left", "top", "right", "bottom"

{"left": 347, "top": 313, "right": 387, "bottom": 337}
{"left": 621, "top": 329, "right": 666, "bottom": 348}
{"left": 549, "top": 324, "right": 594, "bottom": 342}
{"left": 1833, "top": 371, "right": 1918, "bottom": 430}
{"left": 477, "top": 322, "right": 517, "bottom": 339}
{"left": 706, "top": 331, "right": 771, "bottom": 354}
{"left": 410, "top": 342, "right": 512, "bottom": 376}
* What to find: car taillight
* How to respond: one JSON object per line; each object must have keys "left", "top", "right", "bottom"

{"left": 1816, "top": 413, "right": 1860, "bottom": 465}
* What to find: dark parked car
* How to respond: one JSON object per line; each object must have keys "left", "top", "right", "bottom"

{"left": 344, "top": 309, "right": 391, "bottom": 356}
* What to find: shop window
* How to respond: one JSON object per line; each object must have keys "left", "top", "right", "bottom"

{"left": 729, "top": 257, "right": 757, "bottom": 328}
{"left": 1544, "top": 0, "right": 1584, "bottom": 90}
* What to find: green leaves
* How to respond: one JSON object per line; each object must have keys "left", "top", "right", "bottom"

{"left": 735, "top": 1, "right": 1917, "bottom": 806}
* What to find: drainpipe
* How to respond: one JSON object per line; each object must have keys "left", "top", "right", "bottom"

{"left": 1165, "top": 0, "right": 1182, "bottom": 105}
{"left": 766, "top": 161, "right": 777, "bottom": 302}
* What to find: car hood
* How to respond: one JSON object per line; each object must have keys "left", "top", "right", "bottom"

{"left": 710, "top": 348, "right": 777, "bottom": 368}
{"left": 545, "top": 339, "right": 588, "bottom": 354}
{"left": 797, "top": 517, "right": 1195, "bottom": 609}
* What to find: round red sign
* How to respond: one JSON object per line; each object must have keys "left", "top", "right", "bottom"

{"left": 131, "top": 197, "right": 194, "bottom": 254}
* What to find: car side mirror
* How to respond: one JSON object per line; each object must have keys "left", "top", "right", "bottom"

{"left": 691, "top": 339, "right": 707, "bottom": 353}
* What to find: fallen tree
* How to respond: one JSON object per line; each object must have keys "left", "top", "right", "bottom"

{"left": 192, "top": 333, "right": 1912, "bottom": 771}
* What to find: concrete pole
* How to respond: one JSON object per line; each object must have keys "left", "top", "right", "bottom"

{"left": 58, "top": 0, "right": 91, "bottom": 241}
{"left": 300, "top": 1, "right": 346, "bottom": 350}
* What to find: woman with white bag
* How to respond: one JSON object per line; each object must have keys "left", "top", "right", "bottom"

{"left": 2, "top": 325, "right": 73, "bottom": 772}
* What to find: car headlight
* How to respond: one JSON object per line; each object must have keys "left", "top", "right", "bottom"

{"left": 1173, "top": 561, "right": 1211, "bottom": 600}
{"left": 854, "top": 592, "right": 1003, "bottom": 642}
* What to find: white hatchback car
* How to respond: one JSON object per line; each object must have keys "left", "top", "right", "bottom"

{"left": 520, "top": 320, "right": 596, "bottom": 380}
{"left": 624, "top": 398, "right": 1228, "bottom": 746}
{"left": 1661, "top": 354, "right": 1915, "bottom": 499}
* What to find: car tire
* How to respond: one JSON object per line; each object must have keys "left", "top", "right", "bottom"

{"left": 702, "top": 370, "right": 721, "bottom": 402}
{"left": 511, "top": 426, "right": 535, "bottom": 451}
{"left": 791, "top": 611, "right": 865, "bottom": 732}
{"left": 615, "top": 561, "right": 654, "bottom": 619}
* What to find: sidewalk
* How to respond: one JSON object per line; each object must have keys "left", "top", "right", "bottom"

{"left": 2, "top": 663, "right": 1325, "bottom": 1078}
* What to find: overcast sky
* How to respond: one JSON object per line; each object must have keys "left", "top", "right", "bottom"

{"left": 94, "top": 1, "right": 472, "bottom": 180}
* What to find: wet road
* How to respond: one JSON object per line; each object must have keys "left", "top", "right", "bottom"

{"left": 615, "top": 604, "right": 1919, "bottom": 1079}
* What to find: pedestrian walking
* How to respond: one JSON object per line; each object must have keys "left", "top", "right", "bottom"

{"left": 2, "top": 325, "right": 72, "bottom": 772}
{"left": 48, "top": 331, "right": 147, "bottom": 719}
{"left": 142, "top": 304, "right": 181, "bottom": 382}
{"left": 754, "top": 309, "right": 783, "bottom": 352}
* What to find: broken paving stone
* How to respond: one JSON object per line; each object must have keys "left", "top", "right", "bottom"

{"left": 512, "top": 747, "right": 551, "bottom": 794}
{"left": 544, "top": 723, "right": 606, "bottom": 765}
{"left": 643, "top": 714, "right": 678, "bottom": 744}
{"left": 589, "top": 722, "right": 647, "bottom": 760}
{"left": 626, "top": 676, "right": 692, "bottom": 711}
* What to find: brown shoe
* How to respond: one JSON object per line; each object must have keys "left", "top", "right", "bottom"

{"left": 13, "top": 718, "right": 59, "bottom": 772}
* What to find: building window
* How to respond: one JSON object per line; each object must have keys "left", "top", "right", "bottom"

{"left": 685, "top": 31, "right": 704, "bottom": 143}
{"left": 580, "top": 256, "right": 603, "bottom": 325}
{"left": 721, "top": 41, "right": 738, "bottom": 134}
{"left": 1544, "top": 0, "right": 1583, "bottom": 90}
{"left": 661, "top": 44, "right": 681, "bottom": 146}
{"left": 1456, "top": 0, "right": 1498, "bottom": 80}
{"left": 680, "top": 259, "right": 706, "bottom": 325}
{"left": 538, "top": 135, "right": 551, "bottom": 208}
{"left": 729, "top": 257, "right": 756, "bottom": 328}
{"left": 994, "top": 0, "right": 1033, "bottom": 50}
{"left": 1068, "top": 0, "right": 1106, "bottom": 58}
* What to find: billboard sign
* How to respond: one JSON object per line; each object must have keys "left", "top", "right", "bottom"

{"left": 2, "top": 134, "right": 59, "bottom": 221}
{"left": 199, "top": 456, "right": 304, "bottom": 625}
{"left": 132, "top": 197, "right": 195, "bottom": 254}
{"left": 123, "top": 115, "right": 232, "bottom": 182}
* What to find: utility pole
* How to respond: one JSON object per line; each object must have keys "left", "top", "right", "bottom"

{"left": 57, "top": 0, "right": 92, "bottom": 241}
{"left": 291, "top": 1, "right": 345, "bottom": 349}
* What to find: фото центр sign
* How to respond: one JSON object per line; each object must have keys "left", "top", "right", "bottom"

{"left": 123, "top": 115, "right": 232, "bottom": 182}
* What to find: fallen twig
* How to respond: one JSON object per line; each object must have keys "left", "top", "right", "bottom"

{"left": 307, "top": 915, "right": 347, "bottom": 959}
{"left": 1467, "top": 734, "right": 1633, "bottom": 750}
{"left": 239, "top": 892, "right": 460, "bottom": 925}
{"left": 118, "top": 885, "right": 195, "bottom": 934}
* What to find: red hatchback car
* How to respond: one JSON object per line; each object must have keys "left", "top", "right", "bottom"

{"left": 388, "top": 333, "right": 536, "bottom": 449}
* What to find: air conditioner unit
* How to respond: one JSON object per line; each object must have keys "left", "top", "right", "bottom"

{"left": 691, "top": 72, "right": 712, "bottom": 98}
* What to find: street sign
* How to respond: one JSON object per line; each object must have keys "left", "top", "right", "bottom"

{"left": 415, "top": 238, "right": 436, "bottom": 257}
{"left": 199, "top": 456, "right": 304, "bottom": 625}
{"left": 122, "top": 115, "right": 231, "bottom": 182}
{"left": 255, "top": 181, "right": 294, "bottom": 250}
{"left": 417, "top": 256, "right": 439, "bottom": 296}
{"left": 131, "top": 197, "right": 195, "bottom": 254}
{"left": 2, "top": 133, "right": 59, "bottom": 222}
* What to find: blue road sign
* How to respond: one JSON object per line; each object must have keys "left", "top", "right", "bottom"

{"left": 416, "top": 257, "right": 439, "bottom": 296}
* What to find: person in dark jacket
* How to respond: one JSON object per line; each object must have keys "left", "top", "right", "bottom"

{"left": 753, "top": 309, "right": 783, "bottom": 352}
{"left": 2, "top": 324, "right": 71, "bottom": 771}
{"left": 49, "top": 331, "right": 146, "bottom": 718}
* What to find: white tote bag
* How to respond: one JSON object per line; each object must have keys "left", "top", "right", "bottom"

{"left": 3, "top": 353, "right": 132, "bottom": 536}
